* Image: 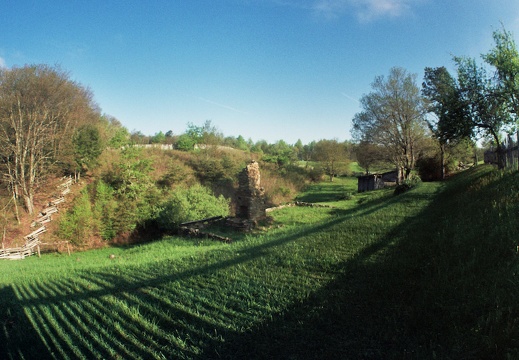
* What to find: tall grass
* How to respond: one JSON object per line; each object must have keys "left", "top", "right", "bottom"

{"left": 0, "top": 166, "right": 518, "bottom": 359}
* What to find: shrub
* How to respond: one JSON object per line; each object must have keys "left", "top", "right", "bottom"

{"left": 260, "top": 162, "right": 312, "bottom": 205}
{"left": 393, "top": 183, "right": 412, "bottom": 195}
{"left": 157, "top": 184, "right": 230, "bottom": 231}
{"left": 417, "top": 156, "right": 442, "bottom": 181}
{"left": 92, "top": 180, "right": 117, "bottom": 240}
{"left": 338, "top": 192, "right": 354, "bottom": 200}
{"left": 158, "top": 158, "right": 196, "bottom": 189}
{"left": 394, "top": 176, "right": 421, "bottom": 195}
{"left": 176, "top": 134, "right": 195, "bottom": 151}
{"left": 58, "top": 189, "right": 94, "bottom": 246}
{"left": 191, "top": 157, "right": 226, "bottom": 184}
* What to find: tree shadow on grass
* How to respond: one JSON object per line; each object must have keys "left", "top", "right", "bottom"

{"left": 296, "top": 180, "right": 357, "bottom": 203}
{"left": 208, "top": 189, "right": 438, "bottom": 359}
{"left": 209, "top": 169, "right": 519, "bottom": 359}
{"left": 0, "top": 285, "right": 53, "bottom": 360}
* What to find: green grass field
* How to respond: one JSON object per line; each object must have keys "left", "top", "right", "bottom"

{"left": 1, "top": 166, "right": 519, "bottom": 359}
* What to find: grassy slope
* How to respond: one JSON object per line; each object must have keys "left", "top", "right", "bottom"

{"left": 1, "top": 166, "right": 518, "bottom": 359}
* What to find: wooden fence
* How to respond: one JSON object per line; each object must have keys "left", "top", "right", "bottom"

{"left": 484, "top": 132, "right": 519, "bottom": 170}
{"left": 0, "top": 176, "right": 73, "bottom": 260}
{"left": 503, "top": 133, "right": 519, "bottom": 170}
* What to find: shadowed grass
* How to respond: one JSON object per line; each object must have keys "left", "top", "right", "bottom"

{"left": 295, "top": 176, "right": 360, "bottom": 205}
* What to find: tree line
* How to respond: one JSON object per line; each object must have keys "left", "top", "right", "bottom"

{"left": 353, "top": 26, "right": 519, "bottom": 181}
{"left": 0, "top": 64, "right": 353, "bottom": 226}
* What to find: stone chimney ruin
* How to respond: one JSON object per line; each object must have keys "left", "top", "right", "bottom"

{"left": 236, "top": 160, "right": 266, "bottom": 222}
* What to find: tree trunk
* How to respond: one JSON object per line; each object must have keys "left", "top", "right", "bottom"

{"left": 405, "top": 168, "right": 411, "bottom": 180}
{"left": 496, "top": 146, "right": 506, "bottom": 170}
{"left": 12, "top": 189, "right": 20, "bottom": 224}
{"left": 489, "top": 128, "right": 505, "bottom": 170}
{"left": 23, "top": 194, "right": 34, "bottom": 215}
{"left": 440, "top": 143, "right": 445, "bottom": 180}
{"left": 397, "top": 167, "right": 404, "bottom": 184}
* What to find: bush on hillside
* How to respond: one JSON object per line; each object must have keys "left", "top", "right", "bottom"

{"left": 394, "top": 176, "right": 422, "bottom": 195}
{"left": 157, "top": 158, "right": 196, "bottom": 189}
{"left": 99, "top": 147, "right": 163, "bottom": 235}
{"left": 58, "top": 189, "right": 94, "bottom": 246}
{"left": 260, "top": 162, "right": 311, "bottom": 205}
{"left": 157, "top": 184, "right": 230, "bottom": 231}
{"left": 92, "top": 180, "right": 118, "bottom": 240}
{"left": 189, "top": 151, "right": 246, "bottom": 185}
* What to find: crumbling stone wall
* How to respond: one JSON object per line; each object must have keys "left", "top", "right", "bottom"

{"left": 236, "top": 160, "right": 266, "bottom": 221}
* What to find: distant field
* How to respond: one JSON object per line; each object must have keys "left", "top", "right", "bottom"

{"left": 297, "top": 161, "right": 365, "bottom": 175}
{"left": 349, "top": 161, "right": 364, "bottom": 174}
{"left": 1, "top": 166, "right": 519, "bottom": 359}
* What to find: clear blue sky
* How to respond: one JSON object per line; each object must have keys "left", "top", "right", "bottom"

{"left": 1, "top": 1, "right": 518, "bottom": 144}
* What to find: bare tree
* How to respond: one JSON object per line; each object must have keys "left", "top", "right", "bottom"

{"left": 0, "top": 65, "right": 99, "bottom": 213}
{"left": 352, "top": 67, "right": 429, "bottom": 181}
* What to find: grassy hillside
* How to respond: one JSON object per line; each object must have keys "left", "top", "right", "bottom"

{"left": 1, "top": 165, "right": 518, "bottom": 359}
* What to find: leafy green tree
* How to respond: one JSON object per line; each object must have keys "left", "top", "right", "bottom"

{"left": 108, "top": 126, "right": 130, "bottom": 148}
{"left": 100, "top": 115, "right": 129, "bottom": 148}
{"left": 355, "top": 141, "right": 386, "bottom": 175}
{"left": 73, "top": 124, "right": 103, "bottom": 174}
{"left": 422, "top": 66, "right": 471, "bottom": 178}
{"left": 251, "top": 140, "right": 268, "bottom": 154}
{"left": 200, "top": 120, "right": 223, "bottom": 146}
{"left": 294, "top": 139, "right": 304, "bottom": 160}
{"left": 483, "top": 26, "right": 519, "bottom": 119}
{"left": 150, "top": 131, "right": 166, "bottom": 144}
{"left": 454, "top": 56, "right": 512, "bottom": 168}
{"left": 302, "top": 141, "right": 316, "bottom": 162}
{"left": 262, "top": 140, "right": 296, "bottom": 167}
{"left": 313, "top": 139, "right": 350, "bottom": 181}
{"left": 185, "top": 122, "right": 204, "bottom": 146}
{"left": 176, "top": 133, "right": 196, "bottom": 151}
{"left": 235, "top": 135, "right": 249, "bottom": 151}
{"left": 176, "top": 121, "right": 222, "bottom": 150}
{"left": 352, "top": 67, "right": 429, "bottom": 181}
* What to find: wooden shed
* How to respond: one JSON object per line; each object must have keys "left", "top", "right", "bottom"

{"left": 357, "top": 170, "right": 399, "bottom": 193}
{"left": 357, "top": 174, "right": 384, "bottom": 193}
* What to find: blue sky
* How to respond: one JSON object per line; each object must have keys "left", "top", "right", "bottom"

{"left": 1, "top": 1, "right": 519, "bottom": 144}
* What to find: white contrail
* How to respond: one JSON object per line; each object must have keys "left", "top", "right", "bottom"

{"left": 199, "top": 97, "right": 249, "bottom": 114}
{"left": 341, "top": 92, "right": 359, "bottom": 104}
